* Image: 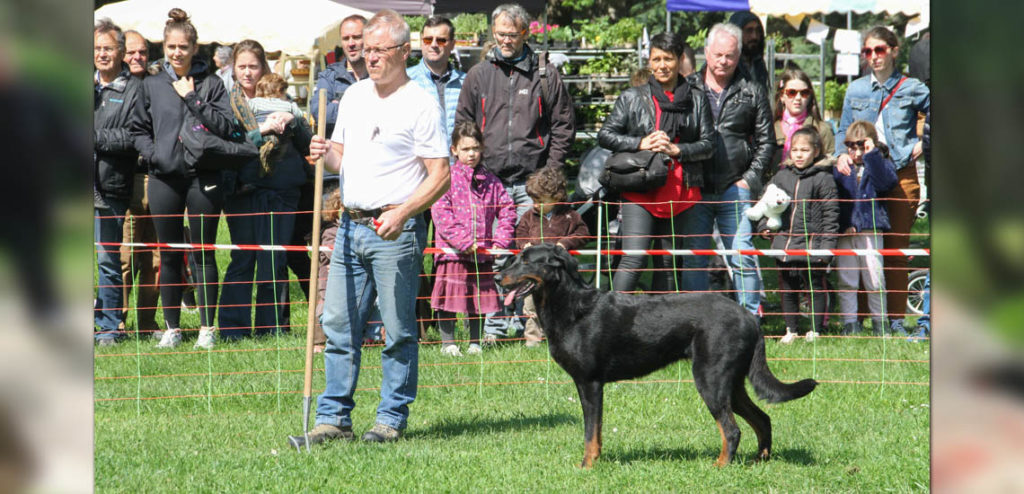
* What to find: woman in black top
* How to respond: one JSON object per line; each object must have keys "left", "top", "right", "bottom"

{"left": 131, "top": 8, "right": 238, "bottom": 349}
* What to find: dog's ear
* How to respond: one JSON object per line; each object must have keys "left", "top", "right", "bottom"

{"left": 551, "top": 246, "right": 586, "bottom": 287}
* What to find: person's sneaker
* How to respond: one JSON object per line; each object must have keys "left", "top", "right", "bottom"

{"left": 96, "top": 338, "right": 117, "bottom": 347}
{"left": 361, "top": 423, "right": 401, "bottom": 443}
{"left": 155, "top": 329, "right": 182, "bottom": 348}
{"left": 840, "top": 322, "right": 862, "bottom": 336}
{"left": 440, "top": 344, "right": 462, "bottom": 357}
{"left": 194, "top": 328, "right": 216, "bottom": 350}
{"left": 465, "top": 343, "right": 482, "bottom": 355}
{"left": 288, "top": 423, "right": 354, "bottom": 449}
{"left": 152, "top": 330, "right": 165, "bottom": 341}
{"left": 907, "top": 327, "right": 929, "bottom": 343}
{"left": 804, "top": 331, "right": 819, "bottom": 343}
{"left": 524, "top": 339, "right": 542, "bottom": 348}
{"left": 780, "top": 331, "right": 797, "bottom": 344}
{"left": 482, "top": 334, "right": 499, "bottom": 347}
{"left": 888, "top": 319, "right": 910, "bottom": 337}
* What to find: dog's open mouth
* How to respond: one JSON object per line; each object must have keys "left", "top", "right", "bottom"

{"left": 503, "top": 280, "right": 536, "bottom": 306}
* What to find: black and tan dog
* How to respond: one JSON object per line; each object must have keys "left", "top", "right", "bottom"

{"left": 495, "top": 244, "right": 817, "bottom": 468}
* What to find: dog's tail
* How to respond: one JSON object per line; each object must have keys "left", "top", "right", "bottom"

{"left": 748, "top": 337, "right": 817, "bottom": 403}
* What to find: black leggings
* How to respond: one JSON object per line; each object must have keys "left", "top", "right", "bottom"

{"left": 613, "top": 202, "right": 688, "bottom": 293}
{"left": 148, "top": 173, "right": 224, "bottom": 329}
{"left": 776, "top": 260, "right": 829, "bottom": 333}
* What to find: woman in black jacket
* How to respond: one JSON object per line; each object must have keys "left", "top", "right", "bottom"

{"left": 598, "top": 33, "right": 716, "bottom": 293}
{"left": 130, "top": 8, "right": 239, "bottom": 349}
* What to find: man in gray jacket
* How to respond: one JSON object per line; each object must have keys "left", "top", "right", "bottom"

{"left": 455, "top": 3, "right": 575, "bottom": 343}
{"left": 94, "top": 19, "right": 140, "bottom": 345}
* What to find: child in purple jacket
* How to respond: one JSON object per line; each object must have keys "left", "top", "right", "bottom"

{"left": 430, "top": 122, "right": 516, "bottom": 356}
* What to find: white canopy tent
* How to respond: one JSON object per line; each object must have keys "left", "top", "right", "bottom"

{"left": 94, "top": 0, "right": 373, "bottom": 56}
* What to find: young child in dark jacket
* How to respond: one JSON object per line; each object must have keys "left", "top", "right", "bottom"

{"left": 515, "top": 166, "right": 590, "bottom": 347}
{"left": 756, "top": 128, "right": 839, "bottom": 344}
{"left": 832, "top": 120, "right": 899, "bottom": 336}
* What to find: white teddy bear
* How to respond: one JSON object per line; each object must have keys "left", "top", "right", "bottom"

{"left": 746, "top": 183, "right": 791, "bottom": 230}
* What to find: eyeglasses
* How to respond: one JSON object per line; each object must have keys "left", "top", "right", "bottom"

{"left": 361, "top": 44, "right": 404, "bottom": 58}
{"left": 861, "top": 45, "right": 890, "bottom": 58}
{"left": 784, "top": 88, "right": 812, "bottom": 98}
{"left": 844, "top": 139, "right": 868, "bottom": 150}
{"left": 494, "top": 31, "right": 524, "bottom": 41}
{"left": 421, "top": 36, "right": 449, "bottom": 46}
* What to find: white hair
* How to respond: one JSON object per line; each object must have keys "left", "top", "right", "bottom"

{"left": 364, "top": 9, "right": 410, "bottom": 45}
{"left": 706, "top": 22, "right": 741, "bottom": 55}
{"left": 491, "top": 3, "right": 531, "bottom": 30}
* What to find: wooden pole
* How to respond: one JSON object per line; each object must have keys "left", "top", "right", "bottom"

{"left": 299, "top": 88, "right": 328, "bottom": 451}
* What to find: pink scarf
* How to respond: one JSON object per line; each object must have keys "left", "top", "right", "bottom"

{"left": 782, "top": 109, "right": 809, "bottom": 161}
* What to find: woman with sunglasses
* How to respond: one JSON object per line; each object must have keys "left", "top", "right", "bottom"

{"left": 771, "top": 68, "right": 834, "bottom": 172}
{"left": 834, "top": 26, "right": 930, "bottom": 336}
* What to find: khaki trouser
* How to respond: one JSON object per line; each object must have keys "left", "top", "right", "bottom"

{"left": 120, "top": 173, "right": 161, "bottom": 332}
{"left": 522, "top": 294, "right": 544, "bottom": 343}
{"left": 882, "top": 166, "right": 921, "bottom": 321}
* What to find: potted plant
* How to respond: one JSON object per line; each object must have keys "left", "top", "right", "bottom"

{"left": 453, "top": 13, "right": 488, "bottom": 46}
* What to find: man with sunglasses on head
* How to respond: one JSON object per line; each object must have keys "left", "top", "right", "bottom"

{"left": 408, "top": 15, "right": 465, "bottom": 143}
{"left": 834, "top": 26, "right": 929, "bottom": 337}
{"left": 455, "top": 3, "right": 575, "bottom": 346}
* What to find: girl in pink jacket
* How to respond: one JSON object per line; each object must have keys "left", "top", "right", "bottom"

{"left": 430, "top": 122, "right": 516, "bottom": 356}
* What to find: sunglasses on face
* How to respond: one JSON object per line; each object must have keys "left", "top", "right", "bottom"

{"left": 784, "top": 88, "right": 811, "bottom": 98}
{"left": 422, "top": 36, "right": 449, "bottom": 46}
{"left": 861, "top": 45, "right": 890, "bottom": 58}
{"left": 844, "top": 139, "right": 868, "bottom": 150}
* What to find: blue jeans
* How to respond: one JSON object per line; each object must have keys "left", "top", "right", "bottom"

{"left": 483, "top": 180, "right": 532, "bottom": 337}
{"left": 316, "top": 213, "right": 427, "bottom": 431}
{"left": 218, "top": 188, "right": 299, "bottom": 339}
{"left": 94, "top": 197, "right": 128, "bottom": 339}
{"left": 918, "top": 274, "right": 930, "bottom": 334}
{"left": 681, "top": 184, "right": 761, "bottom": 314}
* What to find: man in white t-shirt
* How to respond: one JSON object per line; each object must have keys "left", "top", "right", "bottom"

{"left": 298, "top": 10, "right": 450, "bottom": 446}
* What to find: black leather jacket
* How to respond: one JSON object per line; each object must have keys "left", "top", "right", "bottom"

{"left": 95, "top": 70, "right": 141, "bottom": 200}
{"left": 690, "top": 67, "right": 776, "bottom": 196}
{"left": 597, "top": 83, "right": 716, "bottom": 188}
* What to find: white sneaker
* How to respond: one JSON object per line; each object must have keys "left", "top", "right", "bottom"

{"left": 482, "top": 334, "right": 499, "bottom": 346}
{"left": 466, "top": 343, "right": 482, "bottom": 355}
{"left": 440, "top": 344, "right": 463, "bottom": 357}
{"left": 156, "top": 328, "right": 182, "bottom": 348}
{"left": 194, "top": 328, "right": 216, "bottom": 350}
{"left": 779, "top": 331, "right": 797, "bottom": 344}
{"left": 804, "top": 331, "right": 819, "bottom": 343}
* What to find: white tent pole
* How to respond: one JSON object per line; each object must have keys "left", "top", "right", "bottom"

{"left": 820, "top": 14, "right": 826, "bottom": 114}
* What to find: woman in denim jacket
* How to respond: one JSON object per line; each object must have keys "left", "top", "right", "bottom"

{"left": 834, "top": 26, "right": 929, "bottom": 335}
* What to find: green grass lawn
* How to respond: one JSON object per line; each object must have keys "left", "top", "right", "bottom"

{"left": 95, "top": 330, "right": 929, "bottom": 492}
{"left": 98, "top": 211, "right": 930, "bottom": 492}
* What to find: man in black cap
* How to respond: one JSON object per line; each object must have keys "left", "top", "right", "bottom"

{"left": 728, "top": 11, "right": 769, "bottom": 88}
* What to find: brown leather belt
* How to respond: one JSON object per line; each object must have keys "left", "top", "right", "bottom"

{"left": 344, "top": 205, "right": 399, "bottom": 226}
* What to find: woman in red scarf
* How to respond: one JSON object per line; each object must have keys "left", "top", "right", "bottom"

{"left": 598, "top": 33, "right": 716, "bottom": 293}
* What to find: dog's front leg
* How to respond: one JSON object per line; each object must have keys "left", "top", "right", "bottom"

{"left": 575, "top": 380, "right": 604, "bottom": 468}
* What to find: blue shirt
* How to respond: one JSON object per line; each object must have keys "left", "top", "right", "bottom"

{"left": 835, "top": 71, "right": 929, "bottom": 170}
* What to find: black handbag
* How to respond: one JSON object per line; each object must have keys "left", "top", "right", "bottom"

{"left": 180, "top": 112, "right": 257, "bottom": 172}
{"left": 597, "top": 150, "right": 670, "bottom": 192}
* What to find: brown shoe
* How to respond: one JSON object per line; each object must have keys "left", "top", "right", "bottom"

{"left": 361, "top": 423, "right": 401, "bottom": 443}
{"left": 288, "top": 423, "right": 354, "bottom": 449}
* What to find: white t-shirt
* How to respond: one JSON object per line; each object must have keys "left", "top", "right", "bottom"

{"left": 330, "top": 79, "right": 449, "bottom": 210}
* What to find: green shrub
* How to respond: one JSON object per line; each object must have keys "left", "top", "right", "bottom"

{"left": 824, "top": 80, "right": 848, "bottom": 112}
